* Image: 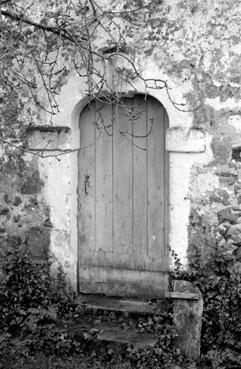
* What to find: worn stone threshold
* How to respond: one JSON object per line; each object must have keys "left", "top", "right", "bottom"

{"left": 62, "top": 318, "right": 158, "bottom": 348}
{"left": 77, "top": 292, "right": 199, "bottom": 315}
{"left": 77, "top": 294, "right": 169, "bottom": 315}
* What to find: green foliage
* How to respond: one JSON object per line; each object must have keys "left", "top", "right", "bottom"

{"left": 0, "top": 246, "right": 195, "bottom": 369}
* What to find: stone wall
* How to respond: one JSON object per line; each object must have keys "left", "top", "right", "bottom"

{"left": 0, "top": 150, "right": 51, "bottom": 277}
{"left": 2, "top": 0, "right": 241, "bottom": 286}
{"left": 188, "top": 128, "right": 241, "bottom": 270}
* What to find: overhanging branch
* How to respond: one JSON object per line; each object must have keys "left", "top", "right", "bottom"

{"left": 0, "top": 9, "right": 87, "bottom": 42}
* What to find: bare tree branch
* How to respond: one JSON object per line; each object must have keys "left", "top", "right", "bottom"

{"left": 0, "top": 9, "right": 87, "bottom": 42}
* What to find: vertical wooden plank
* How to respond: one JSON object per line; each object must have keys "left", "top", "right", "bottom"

{"left": 132, "top": 96, "right": 148, "bottom": 268}
{"left": 113, "top": 98, "right": 133, "bottom": 257}
{"left": 147, "top": 98, "right": 166, "bottom": 271}
{"left": 164, "top": 110, "right": 169, "bottom": 261}
{"left": 78, "top": 104, "right": 96, "bottom": 264}
{"left": 95, "top": 101, "right": 113, "bottom": 256}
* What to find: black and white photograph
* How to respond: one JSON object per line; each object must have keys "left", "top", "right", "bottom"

{"left": 0, "top": 1, "right": 239, "bottom": 368}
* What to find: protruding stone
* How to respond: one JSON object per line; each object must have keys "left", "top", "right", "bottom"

{"left": 25, "top": 226, "right": 50, "bottom": 260}
{"left": 235, "top": 246, "right": 241, "bottom": 260}
{"left": 13, "top": 196, "right": 22, "bottom": 206}
{"left": 234, "top": 183, "right": 241, "bottom": 194}
{"left": 3, "top": 194, "right": 11, "bottom": 204}
{"left": 226, "top": 224, "right": 241, "bottom": 245}
{"left": 0, "top": 208, "right": 9, "bottom": 216}
{"left": 226, "top": 239, "right": 237, "bottom": 254}
{"left": 211, "top": 136, "right": 232, "bottom": 164}
{"left": 217, "top": 238, "right": 226, "bottom": 248}
{"left": 209, "top": 189, "right": 230, "bottom": 205}
{"left": 173, "top": 280, "right": 203, "bottom": 361}
{"left": 21, "top": 171, "right": 42, "bottom": 195}
{"left": 237, "top": 168, "right": 241, "bottom": 182}
{"left": 217, "top": 207, "right": 238, "bottom": 224}
{"left": 215, "top": 165, "right": 237, "bottom": 177}
{"left": 218, "top": 223, "right": 228, "bottom": 235}
{"left": 219, "top": 175, "right": 235, "bottom": 187}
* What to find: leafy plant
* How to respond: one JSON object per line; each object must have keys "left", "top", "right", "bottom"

{"left": 171, "top": 238, "right": 241, "bottom": 368}
{"left": 0, "top": 246, "right": 78, "bottom": 358}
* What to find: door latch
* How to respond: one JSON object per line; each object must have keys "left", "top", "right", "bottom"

{"left": 84, "top": 174, "right": 90, "bottom": 195}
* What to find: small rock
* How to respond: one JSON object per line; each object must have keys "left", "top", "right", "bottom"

{"left": 13, "top": 196, "right": 22, "bottom": 206}
{"left": 226, "top": 239, "right": 235, "bottom": 248}
{"left": 227, "top": 224, "right": 241, "bottom": 245}
{"left": 0, "top": 208, "right": 9, "bottom": 216}
{"left": 3, "top": 194, "right": 11, "bottom": 204}
{"left": 218, "top": 238, "right": 226, "bottom": 248}
{"left": 223, "top": 222, "right": 231, "bottom": 230}
{"left": 13, "top": 214, "right": 20, "bottom": 223}
{"left": 218, "top": 223, "right": 228, "bottom": 235}
{"left": 219, "top": 175, "right": 235, "bottom": 186}
{"left": 217, "top": 207, "right": 238, "bottom": 224}
{"left": 225, "top": 239, "right": 237, "bottom": 255}
{"left": 235, "top": 247, "right": 241, "bottom": 260}
{"left": 234, "top": 183, "right": 241, "bottom": 194}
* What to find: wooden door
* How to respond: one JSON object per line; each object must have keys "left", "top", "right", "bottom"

{"left": 78, "top": 95, "right": 169, "bottom": 298}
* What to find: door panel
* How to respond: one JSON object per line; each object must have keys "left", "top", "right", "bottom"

{"left": 78, "top": 95, "right": 169, "bottom": 298}
{"left": 147, "top": 97, "right": 166, "bottom": 271}
{"left": 78, "top": 104, "right": 96, "bottom": 263}
{"left": 112, "top": 99, "right": 133, "bottom": 256}
{"left": 132, "top": 98, "right": 148, "bottom": 266}
{"left": 95, "top": 102, "right": 113, "bottom": 254}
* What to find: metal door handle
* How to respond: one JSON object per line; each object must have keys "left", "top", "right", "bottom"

{"left": 84, "top": 175, "right": 90, "bottom": 195}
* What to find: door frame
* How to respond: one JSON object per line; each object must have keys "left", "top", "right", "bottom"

{"left": 37, "top": 76, "right": 200, "bottom": 292}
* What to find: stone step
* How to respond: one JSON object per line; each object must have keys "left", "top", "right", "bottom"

{"left": 77, "top": 294, "right": 169, "bottom": 315}
{"left": 97, "top": 324, "right": 158, "bottom": 348}
{"left": 62, "top": 318, "right": 158, "bottom": 348}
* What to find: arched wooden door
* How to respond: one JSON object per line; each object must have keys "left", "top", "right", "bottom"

{"left": 78, "top": 95, "right": 169, "bottom": 298}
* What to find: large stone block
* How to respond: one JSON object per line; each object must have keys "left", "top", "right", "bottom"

{"left": 211, "top": 136, "right": 232, "bottom": 164}
{"left": 25, "top": 226, "right": 50, "bottom": 261}
{"left": 21, "top": 170, "right": 42, "bottom": 194}
{"left": 27, "top": 126, "right": 70, "bottom": 151}
{"left": 217, "top": 207, "right": 238, "bottom": 224}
